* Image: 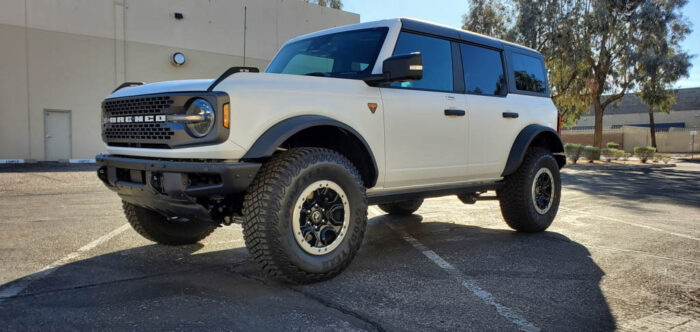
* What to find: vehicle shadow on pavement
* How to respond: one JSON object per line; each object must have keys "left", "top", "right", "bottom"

{"left": 563, "top": 168, "right": 700, "bottom": 208}
{"left": 0, "top": 216, "right": 615, "bottom": 331}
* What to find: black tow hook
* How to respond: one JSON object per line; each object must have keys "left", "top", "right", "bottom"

{"left": 97, "top": 167, "right": 109, "bottom": 185}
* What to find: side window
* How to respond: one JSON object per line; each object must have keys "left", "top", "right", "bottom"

{"left": 512, "top": 53, "right": 547, "bottom": 93}
{"left": 390, "top": 32, "right": 453, "bottom": 92}
{"left": 284, "top": 54, "right": 334, "bottom": 75}
{"left": 460, "top": 44, "right": 506, "bottom": 96}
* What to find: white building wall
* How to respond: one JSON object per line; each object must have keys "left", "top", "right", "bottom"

{"left": 0, "top": 0, "right": 359, "bottom": 160}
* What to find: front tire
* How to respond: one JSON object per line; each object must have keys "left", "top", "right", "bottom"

{"left": 242, "top": 148, "right": 367, "bottom": 284}
{"left": 497, "top": 148, "right": 561, "bottom": 232}
{"left": 378, "top": 199, "right": 424, "bottom": 215}
{"left": 122, "top": 202, "right": 217, "bottom": 245}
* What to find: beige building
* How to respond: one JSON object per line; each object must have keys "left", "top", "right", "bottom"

{"left": 568, "top": 87, "right": 700, "bottom": 131}
{"left": 0, "top": 0, "right": 359, "bottom": 162}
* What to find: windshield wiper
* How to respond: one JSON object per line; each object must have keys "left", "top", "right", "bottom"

{"left": 304, "top": 72, "right": 332, "bottom": 77}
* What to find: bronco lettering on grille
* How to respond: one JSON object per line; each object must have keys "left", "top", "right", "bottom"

{"left": 108, "top": 115, "right": 167, "bottom": 124}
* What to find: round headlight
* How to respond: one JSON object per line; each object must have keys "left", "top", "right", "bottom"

{"left": 186, "top": 99, "right": 215, "bottom": 137}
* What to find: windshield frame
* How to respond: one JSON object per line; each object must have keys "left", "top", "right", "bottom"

{"left": 266, "top": 27, "right": 389, "bottom": 80}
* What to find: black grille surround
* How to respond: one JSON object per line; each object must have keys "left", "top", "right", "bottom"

{"left": 102, "top": 92, "right": 229, "bottom": 149}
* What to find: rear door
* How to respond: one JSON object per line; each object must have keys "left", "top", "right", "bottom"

{"left": 380, "top": 32, "right": 468, "bottom": 188}
{"left": 460, "top": 43, "right": 520, "bottom": 179}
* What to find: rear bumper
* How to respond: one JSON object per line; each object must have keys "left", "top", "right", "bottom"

{"left": 96, "top": 154, "right": 261, "bottom": 221}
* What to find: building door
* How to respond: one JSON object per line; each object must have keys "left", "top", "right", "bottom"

{"left": 44, "top": 110, "right": 72, "bottom": 161}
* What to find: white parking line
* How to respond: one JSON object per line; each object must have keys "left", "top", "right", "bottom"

{"left": 559, "top": 207, "right": 699, "bottom": 241}
{"left": 0, "top": 223, "right": 130, "bottom": 303}
{"left": 369, "top": 207, "right": 539, "bottom": 332}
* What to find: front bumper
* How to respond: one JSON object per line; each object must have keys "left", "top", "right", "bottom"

{"left": 96, "top": 154, "right": 261, "bottom": 221}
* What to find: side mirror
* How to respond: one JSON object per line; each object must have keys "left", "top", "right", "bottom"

{"left": 382, "top": 53, "right": 423, "bottom": 82}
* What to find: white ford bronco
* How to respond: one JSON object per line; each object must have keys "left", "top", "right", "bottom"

{"left": 97, "top": 18, "right": 565, "bottom": 283}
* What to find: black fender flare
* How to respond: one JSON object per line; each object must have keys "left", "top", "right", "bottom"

{"left": 242, "top": 115, "right": 379, "bottom": 187}
{"left": 501, "top": 124, "right": 565, "bottom": 177}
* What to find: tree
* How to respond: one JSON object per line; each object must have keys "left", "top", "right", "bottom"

{"left": 462, "top": 0, "right": 511, "bottom": 39}
{"left": 463, "top": 0, "right": 693, "bottom": 144}
{"left": 633, "top": 0, "right": 691, "bottom": 148}
{"left": 304, "top": 0, "right": 342, "bottom": 10}
{"left": 508, "top": 0, "right": 591, "bottom": 127}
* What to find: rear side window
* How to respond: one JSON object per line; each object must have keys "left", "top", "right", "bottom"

{"left": 460, "top": 44, "right": 506, "bottom": 96}
{"left": 512, "top": 53, "right": 547, "bottom": 93}
{"left": 390, "top": 32, "right": 453, "bottom": 92}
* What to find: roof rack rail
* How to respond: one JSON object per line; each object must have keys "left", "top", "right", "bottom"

{"left": 207, "top": 66, "right": 259, "bottom": 92}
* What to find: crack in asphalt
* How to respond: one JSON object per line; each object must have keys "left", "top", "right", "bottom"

{"left": 230, "top": 269, "right": 386, "bottom": 332}
{"left": 0, "top": 260, "right": 249, "bottom": 303}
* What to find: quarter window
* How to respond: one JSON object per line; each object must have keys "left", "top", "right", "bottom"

{"left": 460, "top": 44, "right": 506, "bottom": 96}
{"left": 390, "top": 32, "right": 453, "bottom": 92}
{"left": 512, "top": 53, "right": 547, "bottom": 93}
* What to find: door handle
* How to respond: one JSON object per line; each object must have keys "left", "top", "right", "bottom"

{"left": 444, "top": 109, "right": 466, "bottom": 116}
{"left": 502, "top": 112, "right": 519, "bottom": 118}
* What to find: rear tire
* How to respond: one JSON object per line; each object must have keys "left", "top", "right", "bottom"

{"left": 122, "top": 202, "right": 217, "bottom": 245}
{"left": 497, "top": 148, "right": 561, "bottom": 232}
{"left": 242, "top": 147, "right": 367, "bottom": 284}
{"left": 378, "top": 199, "right": 424, "bottom": 215}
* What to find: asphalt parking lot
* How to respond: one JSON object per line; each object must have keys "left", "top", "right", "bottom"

{"left": 0, "top": 163, "right": 698, "bottom": 331}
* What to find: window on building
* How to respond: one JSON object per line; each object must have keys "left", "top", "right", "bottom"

{"left": 461, "top": 44, "right": 506, "bottom": 96}
{"left": 512, "top": 53, "right": 547, "bottom": 93}
{"left": 390, "top": 32, "right": 453, "bottom": 92}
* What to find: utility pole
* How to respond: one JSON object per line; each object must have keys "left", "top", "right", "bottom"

{"left": 243, "top": 6, "right": 247, "bottom": 66}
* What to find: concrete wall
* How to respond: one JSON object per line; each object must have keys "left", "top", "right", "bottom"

{"left": 562, "top": 127, "right": 700, "bottom": 153}
{"left": 574, "top": 110, "right": 700, "bottom": 130}
{"left": 0, "top": 0, "right": 359, "bottom": 161}
{"left": 561, "top": 131, "right": 624, "bottom": 149}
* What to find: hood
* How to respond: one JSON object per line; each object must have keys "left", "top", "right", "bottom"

{"left": 108, "top": 79, "right": 215, "bottom": 99}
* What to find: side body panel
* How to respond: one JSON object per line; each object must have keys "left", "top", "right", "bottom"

{"left": 380, "top": 88, "right": 468, "bottom": 188}
{"left": 216, "top": 73, "right": 387, "bottom": 188}
{"left": 467, "top": 94, "right": 557, "bottom": 179}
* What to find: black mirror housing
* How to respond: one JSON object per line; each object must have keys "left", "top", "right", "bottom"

{"left": 383, "top": 53, "right": 423, "bottom": 82}
{"left": 364, "top": 53, "right": 423, "bottom": 85}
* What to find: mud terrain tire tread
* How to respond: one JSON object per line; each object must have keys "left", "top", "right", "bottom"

{"left": 242, "top": 147, "right": 367, "bottom": 284}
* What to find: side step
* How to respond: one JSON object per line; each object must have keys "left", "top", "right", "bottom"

{"left": 368, "top": 182, "right": 502, "bottom": 205}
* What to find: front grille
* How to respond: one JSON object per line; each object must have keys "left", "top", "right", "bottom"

{"left": 102, "top": 92, "right": 228, "bottom": 149}
{"left": 103, "top": 96, "right": 174, "bottom": 116}
{"left": 104, "top": 123, "right": 175, "bottom": 140}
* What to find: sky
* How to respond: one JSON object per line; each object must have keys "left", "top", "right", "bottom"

{"left": 342, "top": 0, "right": 700, "bottom": 89}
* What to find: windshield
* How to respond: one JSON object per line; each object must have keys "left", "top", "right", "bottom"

{"left": 266, "top": 27, "right": 388, "bottom": 79}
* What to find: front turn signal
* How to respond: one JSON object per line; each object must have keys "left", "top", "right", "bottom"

{"left": 223, "top": 103, "right": 230, "bottom": 128}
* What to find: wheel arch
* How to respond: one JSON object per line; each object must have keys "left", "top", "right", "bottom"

{"left": 242, "top": 115, "right": 379, "bottom": 188}
{"left": 501, "top": 124, "right": 565, "bottom": 177}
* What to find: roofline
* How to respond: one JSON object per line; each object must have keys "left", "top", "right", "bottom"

{"left": 397, "top": 17, "right": 539, "bottom": 53}
{"left": 282, "top": 17, "right": 540, "bottom": 55}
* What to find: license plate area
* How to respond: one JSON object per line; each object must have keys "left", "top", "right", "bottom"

{"left": 116, "top": 168, "right": 145, "bottom": 184}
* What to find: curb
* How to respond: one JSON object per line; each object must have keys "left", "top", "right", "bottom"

{"left": 565, "top": 163, "right": 676, "bottom": 171}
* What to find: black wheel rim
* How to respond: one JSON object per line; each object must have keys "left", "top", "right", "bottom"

{"left": 293, "top": 181, "right": 349, "bottom": 255}
{"left": 531, "top": 168, "right": 554, "bottom": 215}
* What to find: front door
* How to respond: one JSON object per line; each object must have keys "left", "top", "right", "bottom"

{"left": 381, "top": 32, "right": 468, "bottom": 188}
{"left": 44, "top": 110, "right": 72, "bottom": 161}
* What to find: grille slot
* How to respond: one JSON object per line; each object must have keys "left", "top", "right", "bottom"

{"left": 104, "top": 123, "right": 175, "bottom": 141}
{"left": 103, "top": 96, "right": 174, "bottom": 116}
